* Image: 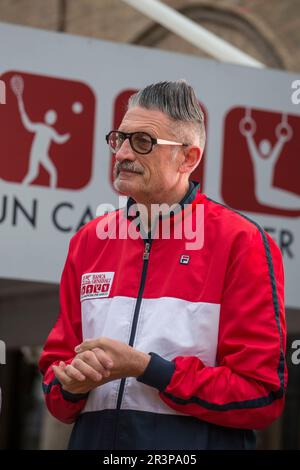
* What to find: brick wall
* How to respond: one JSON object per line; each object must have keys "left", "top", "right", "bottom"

{"left": 0, "top": 0, "right": 299, "bottom": 71}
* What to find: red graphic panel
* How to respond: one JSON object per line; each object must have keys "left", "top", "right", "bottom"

{"left": 222, "top": 107, "right": 300, "bottom": 217}
{"left": 109, "top": 89, "right": 207, "bottom": 191}
{"left": 0, "top": 71, "right": 95, "bottom": 189}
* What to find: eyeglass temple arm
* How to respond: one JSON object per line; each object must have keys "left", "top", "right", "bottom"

{"left": 156, "top": 138, "right": 188, "bottom": 146}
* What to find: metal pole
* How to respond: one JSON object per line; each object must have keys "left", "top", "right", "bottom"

{"left": 122, "top": 0, "right": 265, "bottom": 68}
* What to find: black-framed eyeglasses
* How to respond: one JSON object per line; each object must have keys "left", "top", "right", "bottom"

{"left": 105, "top": 130, "right": 189, "bottom": 155}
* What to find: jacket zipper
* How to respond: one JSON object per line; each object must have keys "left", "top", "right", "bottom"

{"left": 112, "top": 238, "right": 152, "bottom": 448}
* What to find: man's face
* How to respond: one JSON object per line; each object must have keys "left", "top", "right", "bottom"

{"left": 113, "top": 106, "right": 185, "bottom": 203}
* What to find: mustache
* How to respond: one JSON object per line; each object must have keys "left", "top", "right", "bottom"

{"left": 114, "top": 161, "right": 144, "bottom": 176}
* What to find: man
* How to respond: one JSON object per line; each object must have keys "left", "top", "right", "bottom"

{"left": 39, "top": 80, "right": 287, "bottom": 450}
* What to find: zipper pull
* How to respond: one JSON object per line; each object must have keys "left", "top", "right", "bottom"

{"left": 143, "top": 242, "right": 151, "bottom": 260}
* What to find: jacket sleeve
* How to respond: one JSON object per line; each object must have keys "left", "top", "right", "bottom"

{"left": 137, "top": 228, "right": 287, "bottom": 430}
{"left": 39, "top": 233, "right": 88, "bottom": 424}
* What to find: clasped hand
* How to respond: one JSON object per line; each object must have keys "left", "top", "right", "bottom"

{"left": 52, "top": 337, "right": 150, "bottom": 395}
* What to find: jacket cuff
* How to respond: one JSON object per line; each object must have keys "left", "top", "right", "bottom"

{"left": 60, "top": 387, "right": 89, "bottom": 403}
{"left": 57, "top": 379, "right": 89, "bottom": 403}
{"left": 43, "top": 377, "right": 89, "bottom": 402}
{"left": 137, "top": 352, "right": 175, "bottom": 391}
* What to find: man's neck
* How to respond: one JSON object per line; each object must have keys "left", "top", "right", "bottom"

{"left": 134, "top": 181, "right": 191, "bottom": 233}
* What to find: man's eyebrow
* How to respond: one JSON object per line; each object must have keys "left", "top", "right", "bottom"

{"left": 118, "top": 127, "right": 157, "bottom": 137}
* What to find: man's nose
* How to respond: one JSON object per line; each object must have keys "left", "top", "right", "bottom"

{"left": 115, "top": 138, "right": 135, "bottom": 162}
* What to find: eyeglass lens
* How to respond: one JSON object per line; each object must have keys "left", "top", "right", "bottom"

{"left": 108, "top": 132, "right": 153, "bottom": 154}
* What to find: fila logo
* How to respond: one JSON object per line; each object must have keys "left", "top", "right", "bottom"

{"left": 180, "top": 255, "right": 190, "bottom": 265}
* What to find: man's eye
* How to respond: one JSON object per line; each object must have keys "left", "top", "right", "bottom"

{"left": 135, "top": 136, "right": 151, "bottom": 147}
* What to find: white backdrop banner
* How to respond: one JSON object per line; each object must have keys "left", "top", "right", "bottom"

{"left": 0, "top": 22, "right": 299, "bottom": 308}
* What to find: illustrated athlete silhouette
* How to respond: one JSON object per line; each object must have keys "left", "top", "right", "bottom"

{"left": 240, "top": 108, "right": 300, "bottom": 210}
{"left": 11, "top": 75, "right": 70, "bottom": 188}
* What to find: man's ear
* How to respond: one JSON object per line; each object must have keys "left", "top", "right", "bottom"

{"left": 179, "top": 146, "right": 202, "bottom": 174}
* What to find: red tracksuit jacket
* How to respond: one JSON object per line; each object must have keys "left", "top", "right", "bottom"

{"left": 39, "top": 182, "right": 287, "bottom": 450}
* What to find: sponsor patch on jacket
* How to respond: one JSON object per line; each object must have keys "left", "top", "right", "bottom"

{"left": 80, "top": 272, "right": 115, "bottom": 301}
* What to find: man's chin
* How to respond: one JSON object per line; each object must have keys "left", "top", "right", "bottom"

{"left": 113, "top": 177, "right": 138, "bottom": 196}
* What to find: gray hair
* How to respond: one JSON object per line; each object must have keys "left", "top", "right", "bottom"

{"left": 128, "top": 80, "right": 205, "bottom": 148}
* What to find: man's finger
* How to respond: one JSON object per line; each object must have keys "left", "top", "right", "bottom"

{"left": 64, "top": 364, "right": 86, "bottom": 382}
{"left": 71, "top": 358, "right": 103, "bottom": 382}
{"left": 75, "top": 339, "right": 101, "bottom": 353}
{"left": 92, "top": 348, "right": 114, "bottom": 370}
{"left": 77, "top": 349, "right": 113, "bottom": 374}
{"left": 52, "top": 364, "right": 73, "bottom": 385}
